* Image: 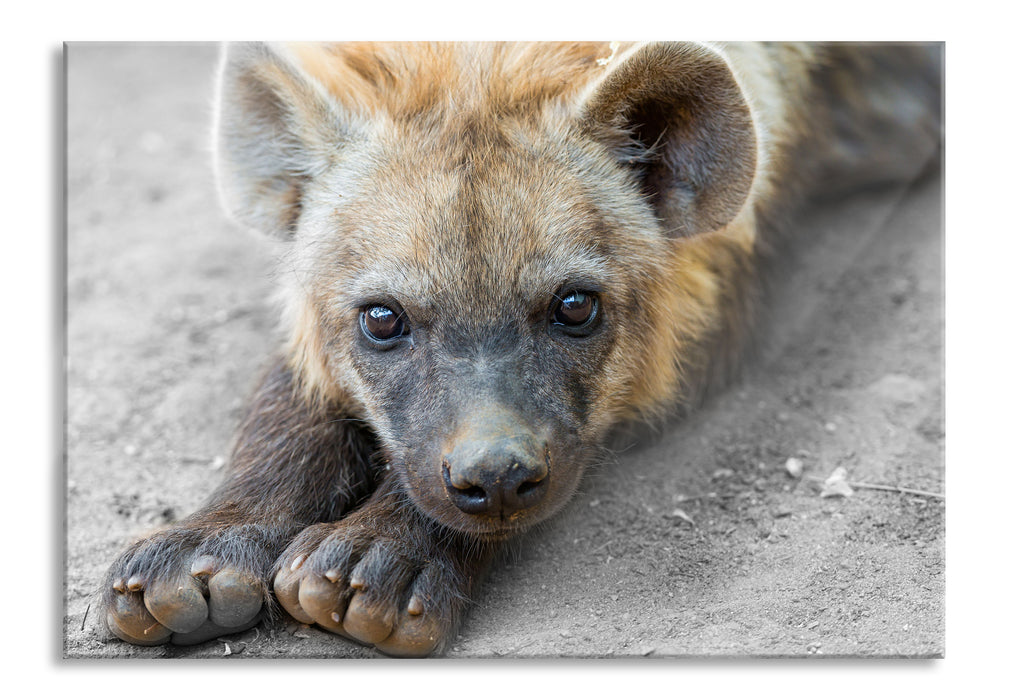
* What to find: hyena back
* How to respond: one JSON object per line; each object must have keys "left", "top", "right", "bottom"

{"left": 101, "top": 42, "right": 941, "bottom": 656}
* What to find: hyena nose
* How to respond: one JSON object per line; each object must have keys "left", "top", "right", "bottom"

{"left": 442, "top": 445, "right": 550, "bottom": 517}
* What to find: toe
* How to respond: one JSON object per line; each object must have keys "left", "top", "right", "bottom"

{"left": 106, "top": 590, "right": 173, "bottom": 646}
{"left": 342, "top": 593, "right": 395, "bottom": 645}
{"left": 375, "top": 614, "right": 443, "bottom": 657}
{"left": 144, "top": 575, "right": 208, "bottom": 634}
{"left": 207, "top": 568, "right": 263, "bottom": 628}
{"left": 273, "top": 559, "right": 314, "bottom": 624}
{"left": 297, "top": 573, "right": 348, "bottom": 633}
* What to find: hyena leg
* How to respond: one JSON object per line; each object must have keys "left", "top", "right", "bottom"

{"left": 101, "top": 358, "right": 378, "bottom": 646}
{"left": 274, "top": 479, "right": 500, "bottom": 657}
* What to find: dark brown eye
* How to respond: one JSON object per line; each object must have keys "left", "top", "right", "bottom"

{"left": 361, "top": 305, "right": 408, "bottom": 343}
{"left": 552, "top": 290, "right": 598, "bottom": 329}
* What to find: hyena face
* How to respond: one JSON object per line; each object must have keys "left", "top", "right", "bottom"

{"left": 216, "top": 42, "right": 758, "bottom": 537}
{"left": 290, "top": 111, "right": 674, "bottom": 536}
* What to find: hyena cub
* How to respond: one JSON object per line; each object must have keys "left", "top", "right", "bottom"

{"left": 102, "top": 42, "right": 941, "bottom": 656}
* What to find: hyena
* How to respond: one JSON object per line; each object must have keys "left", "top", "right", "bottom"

{"left": 101, "top": 41, "right": 941, "bottom": 656}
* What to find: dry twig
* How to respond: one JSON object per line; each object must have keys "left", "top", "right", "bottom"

{"left": 804, "top": 474, "right": 944, "bottom": 500}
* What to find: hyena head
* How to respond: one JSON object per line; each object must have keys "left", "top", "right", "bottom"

{"left": 215, "top": 42, "right": 757, "bottom": 538}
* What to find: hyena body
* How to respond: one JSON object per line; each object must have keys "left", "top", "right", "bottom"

{"left": 102, "top": 42, "right": 941, "bottom": 656}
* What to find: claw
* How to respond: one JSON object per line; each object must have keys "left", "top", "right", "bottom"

{"left": 190, "top": 555, "right": 220, "bottom": 578}
{"left": 407, "top": 595, "right": 424, "bottom": 616}
{"left": 126, "top": 575, "right": 145, "bottom": 592}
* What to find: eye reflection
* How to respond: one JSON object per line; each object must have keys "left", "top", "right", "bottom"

{"left": 552, "top": 290, "right": 598, "bottom": 329}
{"left": 361, "top": 304, "right": 408, "bottom": 342}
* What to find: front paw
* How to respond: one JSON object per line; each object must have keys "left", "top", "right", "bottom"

{"left": 102, "top": 524, "right": 274, "bottom": 646}
{"left": 273, "top": 521, "right": 466, "bottom": 657}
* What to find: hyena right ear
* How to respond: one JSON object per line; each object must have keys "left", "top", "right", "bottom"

{"left": 579, "top": 42, "right": 758, "bottom": 238}
{"left": 214, "top": 42, "right": 355, "bottom": 238}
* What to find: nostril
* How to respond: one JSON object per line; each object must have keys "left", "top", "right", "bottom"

{"left": 443, "top": 461, "right": 492, "bottom": 514}
{"left": 516, "top": 479, "right": 543, "bottom": 497}
{"left": 456, "top": 484, "right": 487, "bottom": 500}
{"left": 514, "top": 471, "right": 549, "bottom": 508}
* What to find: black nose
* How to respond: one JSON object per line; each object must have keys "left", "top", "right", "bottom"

{"left": 442, "top": 450, "right": 550, "bottom": 517}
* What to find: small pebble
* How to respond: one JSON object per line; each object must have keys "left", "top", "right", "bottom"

{"left": 820, "top": 467, "right": 854, "bottom": 498}
{"left": 784, "top": 457, "right": 804, "bottom": 479}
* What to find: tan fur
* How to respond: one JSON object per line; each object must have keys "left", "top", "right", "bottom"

{"left": 215, "top": 39, "right": 940, "bottom": 524}
{"left": 276, "top": 43, "right": 785, "bottom": 419}
{"left": 103, "top": 41, "right": 940, "bottom": 656}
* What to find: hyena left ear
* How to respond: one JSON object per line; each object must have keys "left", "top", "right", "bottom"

{"left": 214, "top": 42, "right": 356, "bottom": 238}
{"left": 580, "top": 42, "right": 758, "bottom": 237}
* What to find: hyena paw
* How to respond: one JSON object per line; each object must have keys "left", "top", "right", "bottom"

{"left": 273, "top": 522, "right": 462, "bottom": 657}
{"left": 102, "top": 525, "right": 274, "bottom": 646}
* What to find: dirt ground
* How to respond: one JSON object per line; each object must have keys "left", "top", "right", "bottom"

{"left": 63, "top": 43, "right": 944, "bottom": 660}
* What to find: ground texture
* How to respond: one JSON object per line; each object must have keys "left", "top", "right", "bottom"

{"left": 63, "top": 44, "right": 944, "bottom": 659}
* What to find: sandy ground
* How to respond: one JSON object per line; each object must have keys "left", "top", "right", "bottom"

{"left": 63, "top": 43, "right": 943, "bottom": 659}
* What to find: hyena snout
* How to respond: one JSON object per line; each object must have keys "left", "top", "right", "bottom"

{"left": 441, "top": 410, "right": 549, "bottom": 517}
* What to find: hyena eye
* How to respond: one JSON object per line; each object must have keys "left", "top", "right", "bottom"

{"left": 552, "top": 290, "right": 599, "bottom": 332}
{"left": 361, "top": 304, "right": 409, "bottom": 343}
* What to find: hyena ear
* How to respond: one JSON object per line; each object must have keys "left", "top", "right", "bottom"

{"left": 214, "top": 42, "right": 353, "bottom": 238}
{"left": 580, "top": 42, "right": 757, "bottom": 237}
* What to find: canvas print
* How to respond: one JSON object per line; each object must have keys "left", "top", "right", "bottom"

{"left": 64, "top": 42, "right": 944, "bottom": 658}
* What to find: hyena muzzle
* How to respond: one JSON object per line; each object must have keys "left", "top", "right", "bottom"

{"left": 100, "top": 41, "right": 941, "bottom": 656}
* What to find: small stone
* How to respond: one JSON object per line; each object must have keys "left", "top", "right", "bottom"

{"left": 820, "top": 467, "right": 854, "bottom": 498}
{"left": 784, "top": 458, "right": 804, "bottom": 479}
{"left": 824, "top": 422, "right": 837, "bottom": 433}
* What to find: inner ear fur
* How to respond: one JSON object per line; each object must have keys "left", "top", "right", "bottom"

{"left": 214, "top": 42, "right": 352, "bottom": 239}
{"left": 580, "top": 42, "right": 757, "bottom": 237}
